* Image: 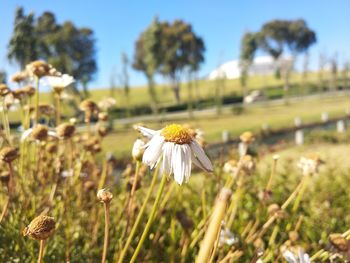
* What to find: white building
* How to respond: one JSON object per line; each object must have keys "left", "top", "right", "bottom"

{"left": 208, "top": 55, "right": 293, "bottom": 80}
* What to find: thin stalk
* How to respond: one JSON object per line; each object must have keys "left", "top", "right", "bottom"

{"left": 129, "top": 174, "right": 167, "bottom": 263}
{"left": 55, "top": 94, "right": 61, "bottom": 125}
{"left": 117, "top": 165, "right": 160, "bottom": 263}
{"left": 102, "top": 202, "right": 110, "bottom": 263}
{"left": 37, "top": 240, "right": 45, "bottom": 263}
{"left": 265, "top": 157, "right": 278, "bottom": 191}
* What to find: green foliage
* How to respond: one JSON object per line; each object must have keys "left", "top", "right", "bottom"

{"left": 7, "top": 7, "right": 37, "bottom": 69}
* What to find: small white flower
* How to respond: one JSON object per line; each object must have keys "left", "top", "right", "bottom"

{"left": 297, "top": 155, "right": 323, "bottom": 176}
{"left": 132, "top": 139, "right": 145, "bottom": 161}
{"left": 219, "top": 227, "right": 238, "bottom": 246}
{"left": 46, "top": 74, "right": 75, "bottom": 89}
{"left": 282, "top": 248, "right": 310, "bottom": 263}
{"left": 136, "top": 124, "right": 213, "bottom": 185}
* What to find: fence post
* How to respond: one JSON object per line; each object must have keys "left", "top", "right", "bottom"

{"left": 295, "top": 129, "right": 304, "bottom": 145}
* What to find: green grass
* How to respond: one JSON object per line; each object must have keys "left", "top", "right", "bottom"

{"left": 104, "top": 94, "right": 350, "bottom": 157}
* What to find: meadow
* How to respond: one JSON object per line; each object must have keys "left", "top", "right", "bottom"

{"left": 1, "top": 61, "right": 350, "bottom": 263}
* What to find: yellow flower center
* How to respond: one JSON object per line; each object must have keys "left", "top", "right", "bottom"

{"left": 161, "top": 124, "right": 193, "bottom": 144}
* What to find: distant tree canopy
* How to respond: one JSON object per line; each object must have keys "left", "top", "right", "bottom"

{"left": 239, "top": 19, "right": 316, "bottom": 95}
{"left": 133, "top": 17, "right": 205, "bottom": 104}
{"left": 7, "top": 7, "right": 97, "bottom": 92}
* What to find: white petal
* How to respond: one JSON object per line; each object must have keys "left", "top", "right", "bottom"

{"left": 171, "top": 145, "right": 184, "bottom": 185}
{"left": 21, "top": 128, "right": 33, "bottom": 142}
{"left": 142, "top": 135, "right": 164, "bottom": 169}
{"left": 190, "top": 141, "right": 213, "bottom": 172}
{"left": 283, "top": 250, "right": 298, "bottom": 263}
{"left": 136, "top": 126, "right": 158, "bottom": 139}
{"left": 161, "top": 142, "right": 173, "bottom": 176}
{"left": 182, "top": 144, "right": 192, "bottom": 183}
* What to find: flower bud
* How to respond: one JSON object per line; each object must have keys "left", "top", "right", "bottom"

{"left": 23, "top": 215, "right": 56, "bottom": 240}
{"left": 0, "top": 147, "right": 19, "bottom": 163}
{"left": 132, "top": 139, "right": 145, "bottom": 161}
{"left": 97, "top": 189, "right": 113, "bottom": 203}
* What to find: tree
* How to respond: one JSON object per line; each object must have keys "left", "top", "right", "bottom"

{"left": 158, "top": 20, "right": 205, "bottom": 103}
{"left": 7, "top": 7, "right": 37, "bottom": 69}
{"left": 0, "top": 71, "right": 7, "bottom": 84}
{"left": 119, "top": 52, "right": 130, "bottom": 116}
{"left": 258, "top": 19, "right": 316, "bottom": 98}
{"left": 239, "top": 32, "right": 258, "bottom": 100}
{"left": 133, "top": 17, "right": 162, "bottom": 114}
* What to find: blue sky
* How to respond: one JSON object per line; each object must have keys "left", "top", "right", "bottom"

{"left": 0, "top": 0, "right": 349, "bottom": 88}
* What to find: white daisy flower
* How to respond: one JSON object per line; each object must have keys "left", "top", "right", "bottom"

{"left": 46, "top": 74, "right": 75, "bottom": 89}
{"left": 282, "top": 248, "right": 310, "bottom": 263}
{"left": 136, "top": 124, "right": 213, "bottom": 185}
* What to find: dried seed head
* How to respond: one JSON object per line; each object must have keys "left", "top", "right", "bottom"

{"left": 23, "top": 215, "right": 56, "bottom": 240}
{"left": 0, "top": 147, "right": 19, "bottom": 163}
{"left": 31, "top": 124, "right": 49, "bottom": 141}
{"left": 289, "top": 231, "right": 299, "bottom": 242}
{"left": 329, "top": 233, "right": 350, "bottom": 252}
{"left": 97, "top": 189, "right": 113, "bottom": 203}
{"left": 240, "top": 131, "right": 255, "bottom": 144}
{"left": 11, "top": 71, "right": 28, "bottom": 83}
{"left": 56, "top": 123, "right": 75, "bottom": 139}
{"left": 26, "top": 60, "right": 60, "bottom": 78}
{"left": 0, "top": 84, "right": 10, "bottom": 97}
{"left": 267, "top": 203, "right": 280, "bottom": 216}
{"left": 79, "top": 99, "right": 98, "bottom": 112}
{"left": 12, "top": 89, "right": 25, "bottom": 100}
{"left": 127, "top": 176, "right": 141, "bottom": 192}
{"left": 46, "top": 143, "right": 57, "bottom": 154}
{"left": 22, "top": 85, "right": 36, "bottom": 97}
{"left": 97, "top": 126, "right": 108, "bottom": 137}
{"left": 98, "top": 112, "right": 108, "bottom": 121}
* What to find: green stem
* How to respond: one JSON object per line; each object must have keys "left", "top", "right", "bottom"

{"left": 129, "top": 174, "right": 167, "bottom": 263}
{"left": 116, "top": 165, "right": 160, "bottom": 263}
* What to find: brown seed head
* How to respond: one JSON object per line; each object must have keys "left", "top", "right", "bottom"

{"left": 56, "top": 123, "right": 75, "bottom": 139}
{"left": 98, "top": 126, "right": 108, "bottom": 137}
{"left": 288, "top": 231, "right": 299, "bottom": 242}
{"left": 0, "top": 84, "right": 10, "bottom": 97}
{"left": 22, "top": 85, "right": 36, "bottom": 97}
{"left": 11, "top": 71, "right": 29, "bottom": 83}
{"left": 84, "top": 180, "right": 95, "bottom": 192}
{"left": 26, "top": 60, "right": 60, "bottom": 78}
{"left": 329, "top": 233, "right": 350, "bottom": 252}
{"left": 0, "top": 147, "right": 19, "bottom": 163}
{"left": 23, "top": 215, "right": 56, "bottom": 240}
{"left": 45, "top": 143, "right": 57, "bottom": 154}
{"left": 11, "top": 89, "right": 25, "bottom": 100}
{"left": 31, "top": 124, "right": 49, "bottom": 141}
{"left": 79, "top": 99, "right": 98, "bottom": 112}
{"left": 97, "top": 188, "right": 113, "bottom": 203}
{"left": 267, "top": 203, "right": 280, "bottom": 216}
{"left": 98, "top": 112, "right": 108, "bottom": 121}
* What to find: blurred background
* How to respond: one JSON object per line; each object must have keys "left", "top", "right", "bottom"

{"left": 1, "top": 0, "right": 350, "bottom": 158}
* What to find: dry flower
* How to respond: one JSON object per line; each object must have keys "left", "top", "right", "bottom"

{"left": 97, "top": 189, "right": 113, "bottom": 203}
{"left": 23, "top": 215, "right": 56, "bottom": 240}
{"left": 56, "top": 123, "right": 75, "bottom": 139}
{"left": 0, "top": 147, "right": 19, "bottom": 163}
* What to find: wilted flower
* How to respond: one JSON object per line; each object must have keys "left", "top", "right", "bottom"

{"left": 11, "top": 70, "right": 29, "bottom": 83}
{"left": 21, "top": 127, "right": 57, "bottom": 142}
{"left": 282, "top": 247, "right": 310, "bottom": 263}
{"left": 136, "top": 124, "right": 213, "bottom": 185}
{"left": 23, "top": 215, "right": 56, "bottom": 240}
{"left": 0, "top": 84, "right": 10, "bottom": 97}
{"left": 297, "top": 154, "right": 324, "bottom": 176}
{"left": 46, "top": 74, "right": 74, "bottom": 94}
{"left": 0, "top": 147, "right": 19, "bottom": 163}
{"left": 132, "top": 139, "right": 145, "bottom": 161}
{"left": 241, "top": 155, "right": 255, "bottom": 174}
{"left": 56, "top": 123, "right": 75, "bottom": 139}
{"left": 26, "top": 60, "right": 60, "bottom": 78}
{"left": 223, "top": 159, "right": 238, "bottom": 175}
{"left": 329, "top": 233, "right": 350, "bottom": 252}
{"left": 97, "top": 188, "right": 113, "bottom": 203}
